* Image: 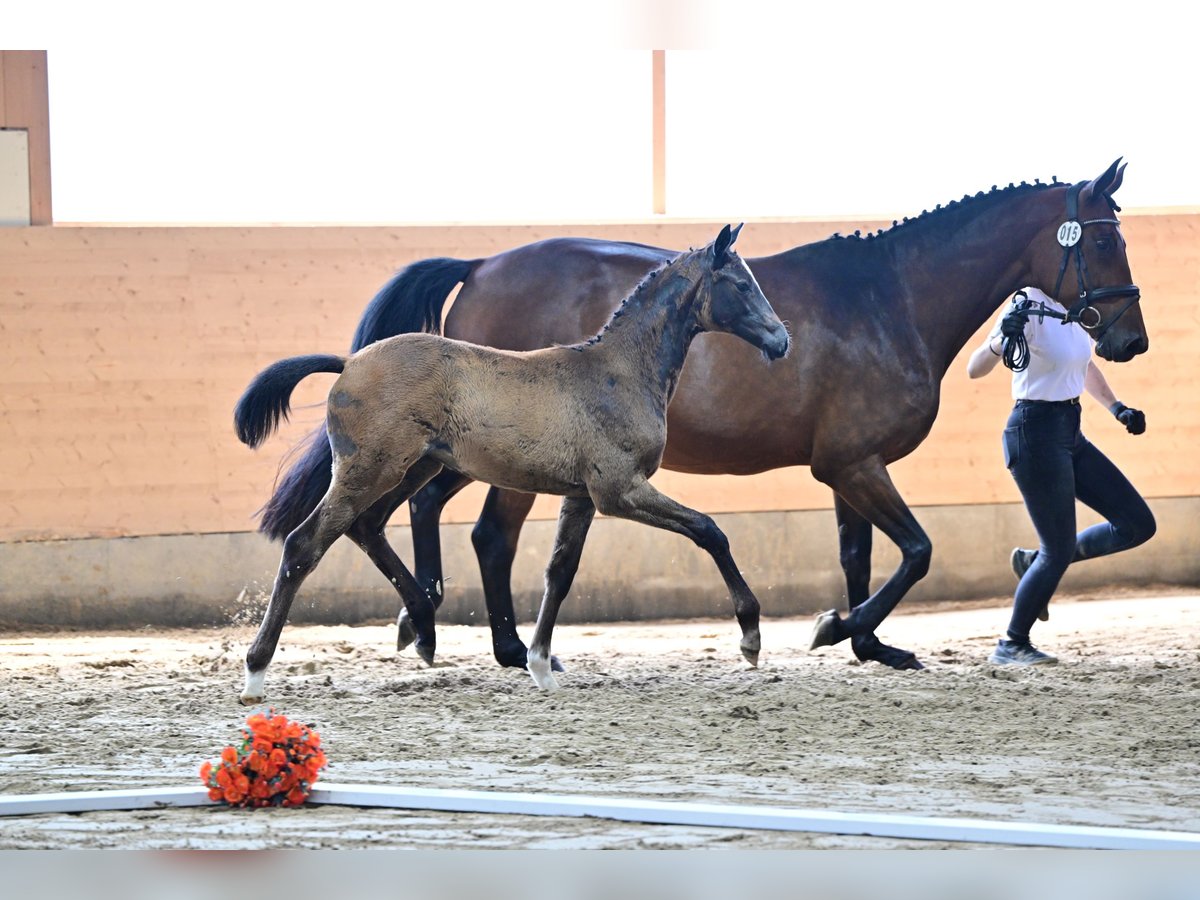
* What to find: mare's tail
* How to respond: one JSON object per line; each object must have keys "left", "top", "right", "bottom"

{"left": 234, "top": 354, "right": 346, "bottom": 449}
{"left": 257, "top": 258, "right": 477, "bottom": 541}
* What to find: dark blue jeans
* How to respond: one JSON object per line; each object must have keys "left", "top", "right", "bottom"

{"left": 1002, "top": 399, "right": 1156, "bottom": 643}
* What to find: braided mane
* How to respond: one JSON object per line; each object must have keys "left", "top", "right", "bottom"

{"left": 828, "top": 177, "right": 1063, "bottom": 243}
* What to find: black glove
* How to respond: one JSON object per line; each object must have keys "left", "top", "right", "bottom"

{"left": 1000, "top": 305, "right": 1030, "bottom": 339}
{"left": 1110, "top": 402, "right": 1146, "bottom": 435}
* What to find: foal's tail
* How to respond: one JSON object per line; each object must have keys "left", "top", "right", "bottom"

{"left": 234, "top": 354, "right": 346, "bottom": 449}
{"left": 256, "top": 258, "right": 477, "bottom": 541}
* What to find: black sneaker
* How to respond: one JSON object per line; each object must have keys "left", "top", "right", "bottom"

{"left": 1010, "top": 547, "right": 1037, "bottom": 579}
{"left": 1010, "top": 548, "right": 1049, "bottom": 621}
{"left": 989, "top": 639, "right": 1058, "bottom": 666}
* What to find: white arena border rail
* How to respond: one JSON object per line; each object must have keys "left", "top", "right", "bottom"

{"left": 1, "top": 783, "right": 1199, "bottom": 849}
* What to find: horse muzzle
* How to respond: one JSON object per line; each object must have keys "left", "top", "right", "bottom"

{"left": 1097, "top": 332, "right": 1149, "bottom": 362}
{"left": 761, "top": 324, "right": 791, "bottom": 361}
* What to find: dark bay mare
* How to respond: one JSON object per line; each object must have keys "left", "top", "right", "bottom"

{"left": 257, "top": 159, "right": 1147, "bottom": 672}
{"left": 234, "top": 226, "right": 790, "bottom": 700}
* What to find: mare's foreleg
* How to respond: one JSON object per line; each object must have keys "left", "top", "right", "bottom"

{"left": 597, "top": 478, "right": 762, "bottom": 666}
{"left": 527, "top": 496, "right": 596, "bottom": 691}
{"left": 810, "top": 457, "right": 929, "bottom": 669}
{"left": 397, "top": 468, "right": 474, "bottom": 651}
{"left": 347, "top": 457, "right": 447, "bottom": 665}
{"left": 833, "top": 493, "right": 922, "bottom": 670}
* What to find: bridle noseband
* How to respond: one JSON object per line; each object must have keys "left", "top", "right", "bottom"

{"left": 1048, "top": 180, "right": 1141, "bottom": 340}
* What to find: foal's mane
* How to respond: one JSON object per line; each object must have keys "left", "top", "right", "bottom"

{"left": 826, "top": 176, "right": 1065, "bottom": 245}
{"left": 570, "top": 245, "right": 707, "bottom": 351}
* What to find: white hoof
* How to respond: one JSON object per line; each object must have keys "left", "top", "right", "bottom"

{"left": 241, "top": 667, "right": 267, "bottom": 705}
{"left": 527, "top": 649, "right": 560, "bottom": 692}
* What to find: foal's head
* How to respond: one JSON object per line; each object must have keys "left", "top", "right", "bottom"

{"left": 692, "top": 224, "right": 790, "bottom": 361}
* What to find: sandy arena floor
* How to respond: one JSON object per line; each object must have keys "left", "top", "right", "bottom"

{"left": 1, "top": 590, "right": 1197, "bottom": 849}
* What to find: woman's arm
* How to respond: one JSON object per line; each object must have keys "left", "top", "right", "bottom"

{"left": 966, "top": 333, "right": 1004, "bottom": 378}
{"left": 1083, "top": 360, "right": 1119, "bottom": 407}
{"left": 1085, "top": 360, "right": 1147, "bottom": 434}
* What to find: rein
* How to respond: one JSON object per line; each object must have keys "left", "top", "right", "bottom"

{"left": 1003, "top": 182, "right": 1141, "bottom": 371}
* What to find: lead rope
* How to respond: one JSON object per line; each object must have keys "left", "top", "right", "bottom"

{"left": 1002, "top": 291, "right": 1071, "bottom": 372}
{"left": 1002, "top": 291, "right": 1034, "bottom": 371}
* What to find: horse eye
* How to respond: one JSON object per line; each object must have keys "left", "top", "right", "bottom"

{"left": 1096, "top": 238, "right": 1113, "bottom": 253}
{"left": 735, "top": 281, "right": 751, "bottom": 294}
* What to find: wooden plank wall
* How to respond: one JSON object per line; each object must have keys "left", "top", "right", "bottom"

{"left": 0, "top": 51, "right": 52, "bottom": 225}
{"left": 0, "top": 214, "right": 1196, "bottom": 542}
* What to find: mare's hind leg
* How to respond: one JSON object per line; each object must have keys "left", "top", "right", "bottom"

{"left": 397, "top": 468, "right": 474, "bottom": 652}
{"left": 596, "top": 478, "right": 762, "bottom": 666}
{"left": 833, "top": 493, "right": 922, "bottom": 670}
{"left": 527, "top": 496, "right": 596, "bottom": 691}
{"left": 472, "top": 487, "right": 565, "bottom": 671}
{"left": 347, "top": 457, "right": 446, "bottom": 665}
{"left": 243, "top": 469, "right": 403, "bottom": 704}
{"left": 810, "top": 456, "right": 930, "bottom": 669}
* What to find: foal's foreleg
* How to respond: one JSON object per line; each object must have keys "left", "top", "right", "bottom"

{"left": 598, "top": 479, "right": 762, "bottom": 666}
{"left": 471, "top": 487, "right": 558, "bottom": 670}
{"left": 347, "top": 457, "right": 446, "bottom": 664}
{"left": 833, "top": 492, "right": 921, "bottom": 669}
{"left": 811, "top": 457, "right": 929, "bottom": 670}
{"left": 527, "top": 496, "right": 596, "bottom": 691}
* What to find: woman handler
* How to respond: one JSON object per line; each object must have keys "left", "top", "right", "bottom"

{"left": 966, "top": 286, "right": 1156, "bottom": 665}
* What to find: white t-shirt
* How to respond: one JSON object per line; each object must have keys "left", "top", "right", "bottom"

{"left": 989, "top": 286, "right": 1093, "bottom": 401}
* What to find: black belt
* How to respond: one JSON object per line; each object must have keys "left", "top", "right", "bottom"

{"left": 1015, "top": 397, "right": 1080, "bottom": 407}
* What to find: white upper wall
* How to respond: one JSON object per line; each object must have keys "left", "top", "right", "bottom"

{"left": 7, "top": 0, "right": 1194, "bottom": 223}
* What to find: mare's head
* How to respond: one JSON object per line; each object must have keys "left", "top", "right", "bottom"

{"left": 1028, "top": 158, "right": 1147, "bottom": 361}
{"left": 693, "top": 224, "right": 790, "bottom": 361}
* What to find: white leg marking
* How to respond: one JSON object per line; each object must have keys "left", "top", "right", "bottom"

{"left": 241, "top": 666, "right": 267, "bottom": 705}
{"left": 527, "top": 648, "right": 559, "bottom": 692}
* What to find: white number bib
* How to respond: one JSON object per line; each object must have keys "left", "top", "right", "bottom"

{"left": 1057, "top": 221, "right": 1082, "bottom": 248}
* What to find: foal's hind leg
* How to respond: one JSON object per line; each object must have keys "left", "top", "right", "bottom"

{"left": 833, "top": 493, "right": 922, "bottom": 670}
{"left": 527, "top": 496, "right": 596, "bottom": 691}
{"left": 347, "top": 457, "right": 446, "bottom": 665}
{"left": 596, "top": 478, "right": 762, "bottom": 666}
{"left": 810, "top": 457, "right": 930, "bottom": 669}
{"left": 243, "top": 474, "right": 395, "bottom": 704}
{"left": 399, "top": 469, "right": 474, "bottom": 651}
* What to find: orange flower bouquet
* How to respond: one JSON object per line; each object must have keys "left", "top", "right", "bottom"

{"left": 200, "top": 710, "right": 328, "bottom": 808}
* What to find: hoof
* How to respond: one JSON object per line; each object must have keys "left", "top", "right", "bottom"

{"left": 888, "top": 652, "right": 925, "bottom": 671}
{"left": 504, "top": 646, "right": 565, "bottom": 672}
{"left": 852, "top": 634, "right": 925, "bottom": 670}
{"left": 396, "top": 613, "right": 417, "bottom": 651}
{"left": 530, "top": 672, "right": 560, "bottom": 692}
{"left": 740, "top": 626, "right": 761, "bottom": 668}
{"left": 241, "top": 668, "right": 266, "bottom": 705}
{"left": 415, "top": 642, "right": 436, "bottom": 666}
{"left": 527, "top": 649, "right": 560, "bottom": 691}
{"left": 809, "top": 609, "right": 847, "bottom": 650}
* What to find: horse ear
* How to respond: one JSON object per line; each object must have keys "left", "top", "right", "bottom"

{"left": 1109, "top": 160, "right": 1127, "bottom": 196}
{"left": 712, "top": 224, "right": 733, "bottom": 268}
{"left": 1092, "top": 157, "right": 1124, "bottom": 198}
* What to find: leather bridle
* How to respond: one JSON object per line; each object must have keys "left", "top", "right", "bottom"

{"left": 1049, "top": 180, "right": 1141, "bottom": 340}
